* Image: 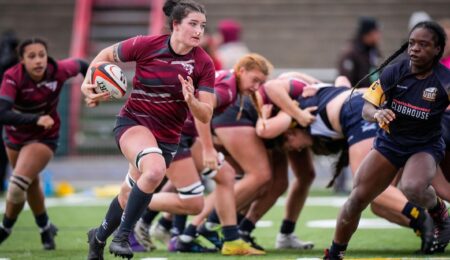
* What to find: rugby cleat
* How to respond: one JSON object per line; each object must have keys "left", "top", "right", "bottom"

{"left": 109, "top": 232, "right": 133, "bottom": 259}
{"left": 0, "top": 224, "right": 11, "bottom": 245}
{"left": 418, "top": 212, "right": 438, "bottom": 254}
{"left": 435, "top": 216, "right": 450, "bottom": 253}
{"left": 40, "top": 223, "right": 58, "bottom": 250}
{"left": 132, "top": 219, "right": 156, "bottom": 251}
{"left": 323, "top": 248, "right": 344, "bottom": 260}
{"left": 170, "top": 236, "right": 217, "bottom": 253}
{"left": 275, "top": 233, "right": 314, "bottom": 250}
{"left": 239, "top": 231, "right": 265, "bottom": 251}
{"left": 150, "top": 223, "right": 171, "bottom": 246}
{"left": 221, "top": 238, "right": 266, "bottom": 255}
{"left": 87, "top": 228, "right": 105, "bottom": 260}
{"left": 198, "top": 224, "right": 223, "bottom": 249}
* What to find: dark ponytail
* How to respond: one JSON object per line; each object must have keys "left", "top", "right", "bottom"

{"left": 163, "top": 0, "right": 206, "bottom": 31}
{"left": 353, "top": 42, "right": 408, "bottom": 90}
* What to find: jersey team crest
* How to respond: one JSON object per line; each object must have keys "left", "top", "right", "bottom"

{"left": 422, "top": 87, "right": 437, "bottom": 102}
{"left": 172, "top": 59, "right": 194, "bottom": 75}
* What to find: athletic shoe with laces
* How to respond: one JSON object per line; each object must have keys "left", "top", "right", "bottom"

{"left": 0, "top": 224, "right": 11, "bottom": 245}
{"left": 323, "top": 248, "right": 344, "bottom": 260}
{"left": 109, "top": 231, "right": 133, "bottom": 259}
{"left": 40, "top": 223, "right": 58, "bottom": 250}
{"left": 129, "top": 231, "right": 147, "bottom": 252}
{"left": 150, "top": 223, "right": 171, "bottom": 246}
{"left": 435, "top": 216, "right": 450, "bottom": 253}
{"left": 198, "top": 226, "right": 223, "bottom": 249}
{"left": 417, "top": 211, "right": 439, "bottom": 254}
{"left": 239, "top": 231, "right": 265, "bottom": 251}
{"left": 172, "top": 236, "right": 217, "bottom": 253}
{"left": 168, "top": 236, "right": 178, "bottom": 252}
{"left": 87, "top": 228, "right": 105, "bottom": 260}
{"left": 275, "top": 233, "right": 314, "bottom": 249}
{"left": 132, "top": 219, "right": 156, "bottom": 251}
{"left": 221, "top": 238, "right": 266, "bottom": 255}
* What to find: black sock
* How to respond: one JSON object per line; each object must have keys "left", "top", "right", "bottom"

{"left": 237, "top": 213, "right": 245, "bottom": 224}
{"left": 280, "top": 219, "right": 296, "bottom": 234}
{"left": 141, "top": 208, "right": 159, "bottom": 226}
{"left": 401, "top": 202, "right": 424, "bottom": 230}
{"left": 158, "top": 215, "right": 173, "bottom": 231}
{"left": 429, "top": 197, "right": 447, "bottom": 223}
{"left": 207, "top": 209, "right": 220, "bottom": 225}
{"left": 184, "top": 224, "right": 197, "bottom": 237}
{"left": 329, "top": 240, "right": 347, "bottom": 259}
{"left": 222, "top": 225, "right": 239, "bottom": 242}
{"left": 179, "top": 224, "right": 197, "bottom": 243}
{"left": 96, "top": 196, "right": 123, "bottom": 242}
{"left": 34, "top": 212, "right": 49, "bottom": 229}
{"left": 116, "top": 185, "right": 153, "bottom": 236}
{"left": 239, "top": 217, "right": 255, "bottom": 234}
{"left": 2, "top": 215, "right": 17, "bottom": 229}
{"left": 171, "top": 214, "right": 187, "bottom": 236}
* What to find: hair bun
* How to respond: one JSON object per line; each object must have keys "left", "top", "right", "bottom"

{"left": 163, "top": 0, "right": 181, "bottom": 17}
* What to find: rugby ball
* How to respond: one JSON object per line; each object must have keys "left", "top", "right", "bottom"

{"left": 91, "top": 63, "right": 127, "bottom": 99}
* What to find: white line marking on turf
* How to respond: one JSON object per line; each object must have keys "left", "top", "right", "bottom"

{"left": 307, "top": 218, "right": 401, "bottom": 229}
{"left": 255, "top": 220, "right": 273, "bottom": 228}
{"left": 276, "top": 196, "right": 348, "bottom": 207}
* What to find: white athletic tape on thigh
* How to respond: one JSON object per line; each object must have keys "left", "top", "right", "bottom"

{"left": 201, "top": 152, "right": 225, "bottom": 179}
{"left": 135, "top": 147, "right": 163, "bottom": 171}
{"left": 125, "top": 172, "right": 136, "bottom": 188}
{"left": 177, "top": 181, "right": 205, "bottom": 199}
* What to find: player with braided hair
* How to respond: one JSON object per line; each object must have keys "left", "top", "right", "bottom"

{"left": 324, "top": 21, "right": 450, "bottom": 259}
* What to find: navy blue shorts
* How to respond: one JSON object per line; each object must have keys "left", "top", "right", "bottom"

{"left": 340, "top": 94, "right": 378, "bottom": 147}
{"left": 374, "top": 136, "right": 445, "bottom": 169}
{"left": 173, "top": 134, "right": 196, "bottom": 162}
{"left": 113, "top": 116, "right": 178, "bottom": 168}
{"left": 441, "top": 110, "right": 450, "bottom": 150}
{"left": 212, "top": 96, "right": 257, "bottom": 129}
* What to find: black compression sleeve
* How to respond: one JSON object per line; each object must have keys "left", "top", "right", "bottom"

{"left": 76, "top": 59, "right": 89, "bottom": 76}
{"left": 0, "top": 99, "right": 39, "bottom": 125}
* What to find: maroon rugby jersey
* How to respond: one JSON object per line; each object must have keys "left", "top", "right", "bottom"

{"left": 259, "top": 78, "right": 308, "bottom": 105}
{"left": 0, "top": 58, "right": 81, "bottom": 144}
{"left": 182, "top": 70, "right": 238, "bottom": 136}
{"left": 117, "top": 35, "right": 215, "bottom": 144}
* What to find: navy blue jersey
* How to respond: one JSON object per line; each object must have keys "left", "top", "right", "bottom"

{"left": 375, "top": 60, "right": 450, "bottom": 146}
{"left": 297, "top": 86, "right": 348, "bottom": 112}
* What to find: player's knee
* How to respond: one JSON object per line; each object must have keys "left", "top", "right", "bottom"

{"left": 177, "top": 181, "right": 205, "bottom": 214}
{"left": 214, "top": 164, "right": 235, "bottom": 186}
{"left": 346, "top": 192, "right": 369, "bottom": 214}
{"left": 302, "top": 169, "right": 316, "bottom": 185}
{"left": 246, "top": 168, "right": 271, "bottom": 188}
{"left": 7, "top": 175, "right": 31, "bottom": 204}
{"left": 399, "top": 183, "right": 422, "bottom": 202}
{"left": 140, "top": 168, "right": 165, "bottom": 187}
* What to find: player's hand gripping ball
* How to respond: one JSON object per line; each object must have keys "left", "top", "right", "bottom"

{"left": 90, "top": 63, "right": 127, "bottom": 99}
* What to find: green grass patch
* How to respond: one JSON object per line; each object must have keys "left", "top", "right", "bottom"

{"left": 0, "top": 196, "right": 441, "bottom": 259}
